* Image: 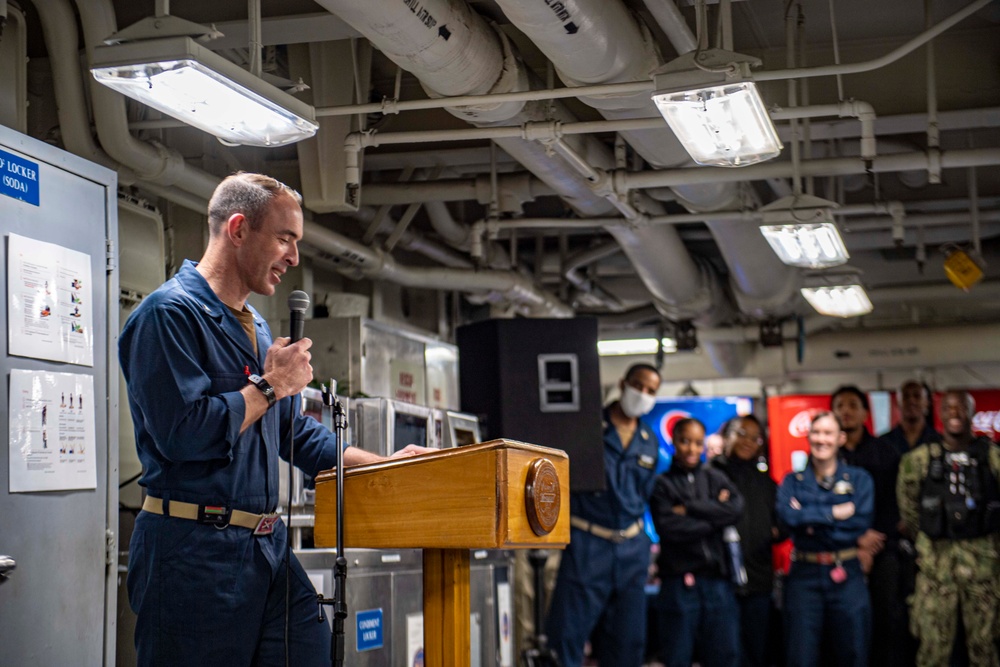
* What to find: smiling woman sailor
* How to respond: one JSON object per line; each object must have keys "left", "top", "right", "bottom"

{"left": 776, "top": 411, "right": 875, "bottom": 667}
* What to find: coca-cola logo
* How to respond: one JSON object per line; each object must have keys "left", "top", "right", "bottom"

{"left": 972, "top": 410, "right": 1000, "bottom": 438}
{"left": 788, "top": 409, "right": 823, "bottom": 438}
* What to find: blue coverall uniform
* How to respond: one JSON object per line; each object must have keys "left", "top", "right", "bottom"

{"left": 120, "top": 260, "right": 340, "bottom": 667}
{"left": 546, "top": 408, "right": 659, "bottom": 667}
{"left": 776, "top": 462, "right": 874, "bottom": 667}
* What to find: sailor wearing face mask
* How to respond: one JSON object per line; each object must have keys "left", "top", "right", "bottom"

{"left": 547, "top": 363, "right": 663, "bottom": 667}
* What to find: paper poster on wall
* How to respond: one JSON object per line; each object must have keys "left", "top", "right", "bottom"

{"left": 7, "top": 233, "right": 94, "bottom": 366}
{"left": 8, "top": 369, "right": 97, "bottom": 492}
{"left": 405, "top": 613, "right": 424, "bottom": 667}
{"left": 496, "top": 581, "right": 513, "bottom": 667}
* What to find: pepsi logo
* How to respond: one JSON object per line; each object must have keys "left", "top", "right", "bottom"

{"left": 659, "top": 410, "right": 692, "bottom": 444}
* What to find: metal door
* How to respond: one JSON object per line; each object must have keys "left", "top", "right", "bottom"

{"left": 0, "top": 126, "right": 118, "bottom": 665}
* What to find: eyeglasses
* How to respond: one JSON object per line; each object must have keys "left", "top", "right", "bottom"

{"left": 734, "top": 429, "right": 764, "bottom": 445}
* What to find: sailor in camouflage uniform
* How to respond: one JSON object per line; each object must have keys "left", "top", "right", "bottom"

{"left": 897, "top": 390, "right": 1000, "bottom": 667}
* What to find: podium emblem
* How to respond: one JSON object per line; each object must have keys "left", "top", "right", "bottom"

{"left": 525, "top": 458, "right": 561, "bottom": 536}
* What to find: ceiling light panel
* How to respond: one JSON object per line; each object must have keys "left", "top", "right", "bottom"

{"left": 91, "top": 37, "right": 318, "bottom": 147}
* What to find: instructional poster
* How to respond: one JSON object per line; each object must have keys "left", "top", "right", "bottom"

{"left": 8, "top": 369, "right": 97, "bottom": 492}
{"left": 7, "top": 233, "right": 94, "bottom": 366}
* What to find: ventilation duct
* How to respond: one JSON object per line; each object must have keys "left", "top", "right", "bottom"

{"left": 315, "top": 0, "right": 741, "bottom": 373}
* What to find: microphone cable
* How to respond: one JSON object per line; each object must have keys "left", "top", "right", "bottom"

{"left": 283, "top": 290, "right": 310, "bottom": 667}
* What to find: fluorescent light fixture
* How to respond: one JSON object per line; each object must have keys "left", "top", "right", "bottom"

{"left": 651, "top": 49, "right": 782, "bottom": 167}
{"left": 759, "top": 195, "right": 849, "bottom": 268}
{"left": 90, "top": 36, "right": 318, "bottom": 147}
{"left": 598, "top": 338, "right": 677, "bottom": 357}
{"left": 801, "top": 284, "right": 873, "bottom": 318}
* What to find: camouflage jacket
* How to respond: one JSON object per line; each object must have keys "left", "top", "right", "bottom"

{"left": 897, "top": 438, "right": 1000, "bottom": 582}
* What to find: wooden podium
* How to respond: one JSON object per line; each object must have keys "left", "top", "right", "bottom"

{"left": 314, "top": 439, "right": 570, "bottom": 667}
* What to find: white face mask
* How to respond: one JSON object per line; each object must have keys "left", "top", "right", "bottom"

{"left": 620, "top": 384, "right": 656, "bottom": 418}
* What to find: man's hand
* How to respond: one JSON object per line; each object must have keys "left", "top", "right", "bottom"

{"left": 389, "top": 444, "right": 435, "bottom": 459}
{"left": 832, "top": 502, "right": 856, "bottom": 521}
{"left": 857, "top": 529, "right": 886, "bottom": 556}
{"left": 262, "top": 337, "right": 313, "bottom": 400}
{"left": 672, "top": 505, "right": 687, "bottom": 515}
{"left": 718, "top": 488, "right": 731, "bottom": 502}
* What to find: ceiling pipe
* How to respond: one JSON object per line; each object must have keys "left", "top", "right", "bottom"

{"left": 320, "top": 0, "right": 723, "bottom": 328}
{"left": 641, "top": 0, "right": 698, "bottom": 55}
{"left": 563, "top": 242, "right": 627, "bottom": 312}
{"left": 299, "top": 224, "right": 573, "bottom": 317}
{"left": 316, "top": 0, "right": 624, "bottom": 217}
{"left": 422, "top": 200, "right": 513, "bottom": 270}
{"left": 620, "top": 147, "right": 1000, "bottom": 190}
{"left": 313, "top": 0, "right": 992, "bottom": 120}
{"left": 44, "top": 0, "right": 565, "bottom": 314}
{"left": 343, "top": 207, "right": 476, "bottom": 269}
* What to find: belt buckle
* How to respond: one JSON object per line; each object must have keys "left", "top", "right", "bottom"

{"left": 197, "top": 504, "right": 231, "bottom": 528}
{"left": 816, "top": 553, "right": 835, "bottom": 565}
{"left": 253, "top": 514, "right": 280, "bottom": 536}
{"left": 610, "top": 529, "right": 627, "bottom": 544}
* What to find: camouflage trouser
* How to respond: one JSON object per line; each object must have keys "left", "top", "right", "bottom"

{"left": 910, "top": 571, "right": 999, "bottom": 667}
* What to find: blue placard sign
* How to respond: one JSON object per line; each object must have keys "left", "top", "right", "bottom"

{"left": 0, "top": 148, "right": 40, "bottom": 206}
{"left": 356, "top": 608, "right": 384, "bottom": 652}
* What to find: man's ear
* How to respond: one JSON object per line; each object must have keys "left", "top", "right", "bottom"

{"left": 226, "top": 213, "right": 249, "bottom": 245}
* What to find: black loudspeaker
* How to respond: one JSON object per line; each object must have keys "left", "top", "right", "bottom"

{"left": 457, "top": 318, "right": 605, "bottom": 492}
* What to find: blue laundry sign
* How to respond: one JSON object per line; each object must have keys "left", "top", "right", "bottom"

{"left": 0, "top": 148, "right": 40, "bottom": 206}
{"left": 356, "top": 608, "right": 384, "bottom": 652}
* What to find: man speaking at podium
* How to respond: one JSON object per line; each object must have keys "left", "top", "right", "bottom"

{"left": 119, "top": 172, "right": 430, "bottom": 667}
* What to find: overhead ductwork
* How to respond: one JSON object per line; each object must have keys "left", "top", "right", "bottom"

{"left": 492, "top": 0, "right": 803, "bottom": 319}
{"left": 300, "top": 224, "right": 573, "bottom": 317}
{"left": 33, "top": 0, "right": 565, "bottom": 316}
{"left": 315, "top": 0, "right": 745, "bottom": 374}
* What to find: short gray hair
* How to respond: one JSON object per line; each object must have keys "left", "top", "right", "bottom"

{"left": 207, "top": 172, "right": 302, "bottom": 236}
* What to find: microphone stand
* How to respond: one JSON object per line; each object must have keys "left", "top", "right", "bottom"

{"left": 317, "top": 381, "right": 348, "bottom": 667}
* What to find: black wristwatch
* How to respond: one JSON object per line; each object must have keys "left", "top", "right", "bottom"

{"left": 247, "top": 374, "right": 276, "bottom": 408}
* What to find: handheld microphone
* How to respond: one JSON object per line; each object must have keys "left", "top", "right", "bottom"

{"left": 287, "top": 290, "right": 310, "bottom": 343}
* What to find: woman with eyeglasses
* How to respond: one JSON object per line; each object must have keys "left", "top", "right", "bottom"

{"left": 711, "top": 415, "right": 784, "bottom": 667}
{"left": 776, "top": 411, "right": 874, "bottom": 667}
{"left": 651, "top": 417, "right": 745, "bottom": 667}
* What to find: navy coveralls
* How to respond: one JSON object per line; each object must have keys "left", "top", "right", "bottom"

{"left": 120, "top": 261, "right": 340, "bottom": 667}
{"left": 777, "top": 462, "right": 874, "bottom": 667}
{"left": 546, "top": 408, "right": 659, "bottom": 667}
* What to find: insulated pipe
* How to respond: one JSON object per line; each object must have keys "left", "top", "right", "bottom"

{"left": 320, "top": 0, "right": 718, "bottom": 320}
{"left": 344, "top": 206, "right": 475, "bottom": 269}
{"left": 640, "top": 0, "right": 697, "bottom": 55}
{"left": 621, "top": 148, "right": 1000, "bottom": 189}
{"left": 314, "top": 0, "right": 994, "bottom": 120}
{"left": 563, "top": 242, "right": 626, "bottom": 311}
{"left": 422, "top": 201, "right": 512, "bottom": 269}
{"left": 300, "top": 224, "right": 573, "bottom": 317}
{"left": 755, "top": 0, "right": 995, "bottom": 83}
{"left": 844, "top": 222, "right": 1000, "bottom": 251}
{"left": 494, "top": 0, "right": 800, "bottom": 316}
